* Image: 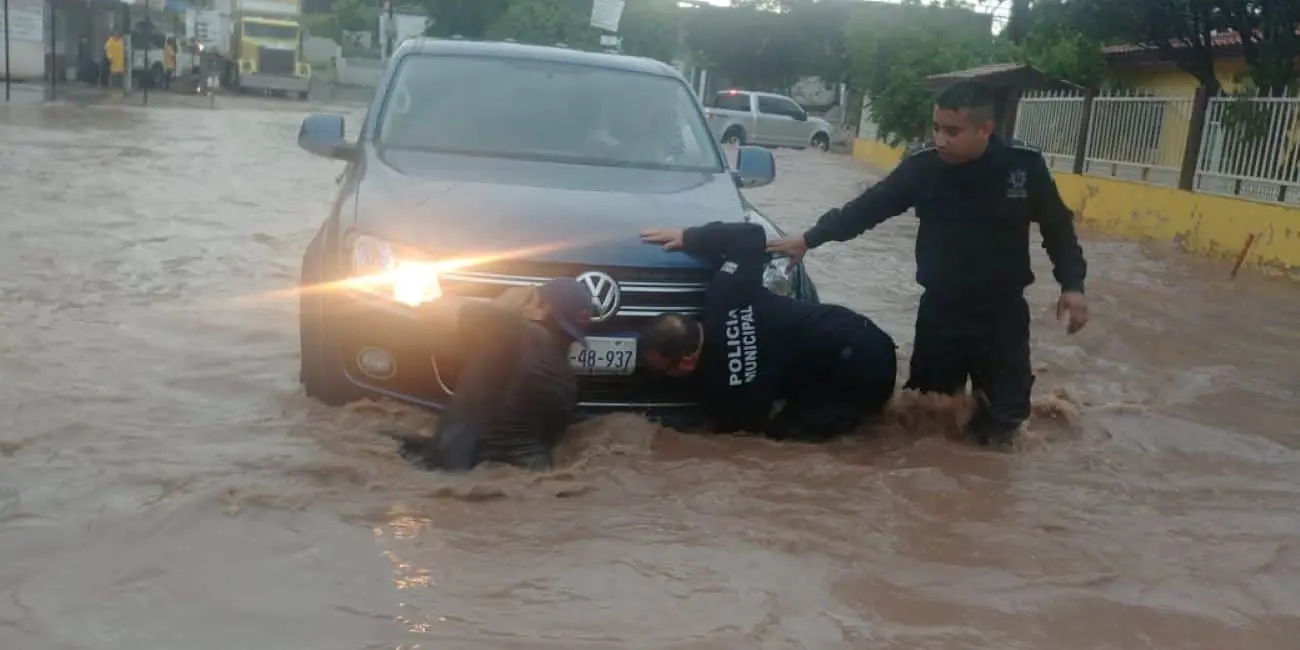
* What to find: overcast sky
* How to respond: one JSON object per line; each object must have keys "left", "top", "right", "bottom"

{"left": 690, "top": 0, "right": 1011, "bottom": 31}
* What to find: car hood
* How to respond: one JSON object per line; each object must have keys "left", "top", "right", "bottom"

{"left": 353, "top": 149, "right": 761, "bottom": 268}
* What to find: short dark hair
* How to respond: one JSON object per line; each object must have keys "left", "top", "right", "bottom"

{"left": 935, "top": 81, "right": 996, "bottom": 125}
{"left": 640, "top": 314, "right": 702, "bottom": 362}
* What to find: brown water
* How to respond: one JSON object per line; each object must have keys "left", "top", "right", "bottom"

{"left": 1, "top": 100, "right": 1298, "bottom": 650}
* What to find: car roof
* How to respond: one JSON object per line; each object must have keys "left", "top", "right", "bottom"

{"left": 711, "top": 89, "right": 796, "bottom": 100}
{"left": 394, "top": 38, "right": 683, "bottom": 79}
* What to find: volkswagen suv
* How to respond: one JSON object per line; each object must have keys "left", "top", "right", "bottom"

{"left": 296, "top": 38, "right": 820, "bottom": 419}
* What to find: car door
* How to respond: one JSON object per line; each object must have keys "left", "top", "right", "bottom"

{"left": 773, "top": 96, "right": 815, "bottom": 146}
{"left": 755, "top": 95, "right": 801, "bottom": 147}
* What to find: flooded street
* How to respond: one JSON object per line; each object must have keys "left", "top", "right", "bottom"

{"left": 1, "top": 99, "right": 1298, "bottom": 650}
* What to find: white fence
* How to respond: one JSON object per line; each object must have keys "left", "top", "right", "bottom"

{"left": 1015, "top": 90, "right": 1300, "bottom": 207}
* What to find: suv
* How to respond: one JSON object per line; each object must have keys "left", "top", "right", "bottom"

{"left": 295, "top": 39, "right": 820, "bottom": 419}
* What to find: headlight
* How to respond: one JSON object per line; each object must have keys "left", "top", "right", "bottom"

{"left": 763, "top": 256, "right": 796, "bottom": 297}
{"left": 347, "top": 234, "right": 443, "bottom": 307}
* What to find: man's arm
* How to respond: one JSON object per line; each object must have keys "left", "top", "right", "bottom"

{"left": 1027, "top": 156, "right": 1087, "bottom": 294}
{"left": 680, "top": 221, "right": 770, "bottom": 297}
{"left": 802, "top": 153, "right": 923, "bottom": 249}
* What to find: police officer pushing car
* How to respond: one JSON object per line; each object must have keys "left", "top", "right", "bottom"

{"left": 639, "top": 221, "right": 898, "bottom": 441}
{"left": 768, "top": 81, "right": 1090, "bottom": 447}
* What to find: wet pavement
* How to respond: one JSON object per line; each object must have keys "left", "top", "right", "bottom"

{"left": 1, "top": 98, "right": 1298, "bottom": 650}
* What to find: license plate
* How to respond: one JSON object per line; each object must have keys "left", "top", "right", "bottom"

{"left": 568, "top": 336, "right": 637, "bottom": 376}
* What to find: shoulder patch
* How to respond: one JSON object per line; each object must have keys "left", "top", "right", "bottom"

{"left": 720, "top": 261, "right": 738, "bottom": 275}
{"left": 905, "top": 141, "right": 938, "bottom": 158}
{"left": 1009, "top": 139, "right": 1042, "bottom": 154}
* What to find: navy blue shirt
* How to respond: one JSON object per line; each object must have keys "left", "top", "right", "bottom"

{"left": 683, "top": 222, "right": 895, "bottom": 434}
{"left": 803, "top": 136, "right": 1087, "bottom": 296}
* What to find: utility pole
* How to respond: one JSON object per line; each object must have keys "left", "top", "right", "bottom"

{"left": 4, "top": 0, "right": 11, "bottom": 102}
{"left": 47, "top": 0, "right": 54, "bottom": 100}
{"left": 383, "top": 0, "right": 394, "bottom": 61}
{"left": 1008, "top": 0, "right": 1030, "bottom": 45}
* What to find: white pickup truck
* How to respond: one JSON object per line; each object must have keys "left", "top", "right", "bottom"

{"left": 704, "top": 89, "right": 834, "bottom": 152}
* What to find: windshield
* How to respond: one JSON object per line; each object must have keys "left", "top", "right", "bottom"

{"left": 243, "top": 22, "right": 298, "bottom": 41}
{"left": 376, "top": 54, "right": 723, "bottom": 172}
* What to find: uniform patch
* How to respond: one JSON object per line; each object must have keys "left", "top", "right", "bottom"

{"left": 1006, "top": 168, "right": 1029, "bottom": 199}
{"left": 721, "top": 261, "right": 738, "bottom": 274}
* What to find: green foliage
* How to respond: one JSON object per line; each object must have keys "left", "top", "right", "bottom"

{"left": 1217, "top": 0, "right": 1300, "bottom": 96}
{"left": 618, "top": 0, "right": 682, "bottom": 63}
{"left": 304, "top": 0, "right": 381, "bottom": 42}
{"left": 1008, "top": 0, "right": 1106, "bottom": 89}
{"left": 424, "top": 0, "right": 513, "bottom": 38}
{"left": 843, "top": 3, "right": 1004, "bottom": 145}
{"left": 484, "top": 0, "right": 597, "bottom": 47}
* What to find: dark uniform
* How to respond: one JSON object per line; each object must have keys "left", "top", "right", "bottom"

{"left": 800, "top": 135, "right": 1087, "bottom": 443}
{"left": 683, "top": 221, "right": 897, "bottom": 440}
{"left": 401, "top": 301, "right": 579, "bottom": 471}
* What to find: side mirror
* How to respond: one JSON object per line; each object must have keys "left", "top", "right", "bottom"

{"left": 733, "top": 145, "right": 776, "bottom": 189}
{"left": 793, "top": 109, "right": 808, "bottom": 122}
{"left": 298, "top": 113, "right": 357, "bottom": 161}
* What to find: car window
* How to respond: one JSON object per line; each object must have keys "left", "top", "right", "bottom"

{"left": 376, "top": 54, "right": 723, "bottom": 173}
{"left": 775, "top": 97, "right": 804, "bottom": 117}
{"left": 711, "top": 92, "right": 750, "bottom": 112}
{"left": 757, "top": 96, "right": 792, "bottom": 117}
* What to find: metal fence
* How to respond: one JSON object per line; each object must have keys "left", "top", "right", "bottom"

{"left": 1015, "top": 89, "right": 1300, "bottom": 206}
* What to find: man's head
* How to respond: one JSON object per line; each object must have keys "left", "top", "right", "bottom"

{"left": 640, "top": 314, "right": 703, "bottom": 377}
{"left": 536, "top": 278, "right": 594, "bottom": 345}
{"left": 932, "top": 81, "right": 997, "bottom": 164}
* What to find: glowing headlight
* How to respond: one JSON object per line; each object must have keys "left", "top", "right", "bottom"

{"left": 348, "top": 234, "right": 443, "bottom": 307}
{"left": 763, "top": 256, "right": 796, "bottom": 297}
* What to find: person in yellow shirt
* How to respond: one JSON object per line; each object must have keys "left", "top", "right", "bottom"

{"left": 162, "top": 37, "right": 177, "bottom": 91}
{"left": 104, "top": 31, "right": 126, "bottom": 90}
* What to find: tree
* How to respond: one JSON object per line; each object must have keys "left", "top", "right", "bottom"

{"left": 684, "top": 5, "right": 809, "bottom": 90}
{"left": 484, "top": 0, "right": 597, "bottom": 47}
{"left": 1217, "top": 0, "right": 1300, "bottom": 96}
{"left": 1010, "top": 0, "right": 1108, "bottom": 88}
{"left": 620, "top": 0, "right": 683, "bottom": 63}
{"left": 423, "top": 0, "right": 513, "bottom": 38}
{"left": 1082, "top": 0, "right": 1227, "bottom": 95}
{"left": 843, "top": 2, "right": 1003, "bottom": 144}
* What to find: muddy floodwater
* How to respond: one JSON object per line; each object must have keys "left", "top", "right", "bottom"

{"left": 1, "top": 99, "right": 1298, "bottom": 650}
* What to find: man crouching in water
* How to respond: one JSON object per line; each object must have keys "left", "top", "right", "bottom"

{"left": 398, "top": 278, "right": 595, "bottom": 471}
{"left": 638, "top": 221, "right": 898, "bottom": 440}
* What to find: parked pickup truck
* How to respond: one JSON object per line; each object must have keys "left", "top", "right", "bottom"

{"left": 704, "top": 89, "right": 834, "bottom": 152}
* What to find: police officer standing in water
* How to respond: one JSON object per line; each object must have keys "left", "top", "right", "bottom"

{"left": 767, "top": 81, "right": 1090, "bottom": 447}
{"left": 638, "top": 221, "right": 898, "bottom": 441}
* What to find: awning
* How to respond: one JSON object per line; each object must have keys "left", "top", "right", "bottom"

{"left": 925, "top": 63, "right": 1081, "bottom": 92}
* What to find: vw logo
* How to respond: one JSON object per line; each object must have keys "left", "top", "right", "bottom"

{"left": 576, "top": 270, "right": 620, "bottom": 322}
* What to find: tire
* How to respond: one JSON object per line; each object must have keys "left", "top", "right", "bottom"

{"left": 811, "top": 132, "right": 831, "bottom": 152}
{"left": 299, "top": 239, "right": 363, "bottom": 406}
{"left": 721, "top": 126, "right": 746, "bottom": 146}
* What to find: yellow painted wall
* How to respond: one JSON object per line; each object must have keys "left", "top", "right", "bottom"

{"left": 1056, "top": 173, "right": 1299, "bottom": 278}
{"left": 849, "top": 137, "right": 1300, "bottom": 278}
{"left": 852, "top": 138, "right": 906, "bottom": 170}
{"left": 1111, "top": 57, "right": 1248, "bottom": 96}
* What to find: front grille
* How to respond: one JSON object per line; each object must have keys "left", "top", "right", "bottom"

{"left": 440, "top": 260, "right": 711, "bottom": 319}
{"left": 437, "top": 260, "right": 707, "bottom": 407}
{"left": 257, "top": 47, "right": 295, "bottom": 75}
